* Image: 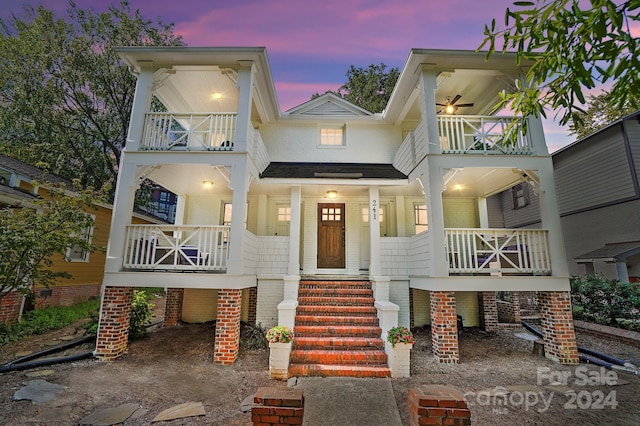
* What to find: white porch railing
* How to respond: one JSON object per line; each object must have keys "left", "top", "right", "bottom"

{"left": 141, "top": 113, "right": 237, "bottom": 150}
{"left": 123, "top": 225, "right": 229, "bottom": 271}
{"left": 249, "top": 127, "right": 270, "bottom": 173}
{"left": 445, "top": 228, "right": 551, "bottom": 274}
{"left": 438, "top": 116, "right": 532, "bottom": 154}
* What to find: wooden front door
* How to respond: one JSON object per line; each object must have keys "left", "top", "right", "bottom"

{"left": 317, "top": 203, "right": 345, "bottom": 269}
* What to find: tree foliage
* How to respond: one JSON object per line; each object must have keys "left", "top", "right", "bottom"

{"left": 480, "top": 0, "right": 639, "bottom": 127}
{"left": 568, "top": 91, "right": 638, "bottom": 139}
{"left": 0, "top": 1, "right": 184, "bottom": 193}
{"left": 0, "top": 181, "right": 105, "bottom": 304}
{"left": 312, "top": 63, "right": 400, "bottom": 113}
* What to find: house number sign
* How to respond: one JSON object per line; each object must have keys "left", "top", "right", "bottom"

{"left": 371, "top": 199, "right": 378, "bottom": 221}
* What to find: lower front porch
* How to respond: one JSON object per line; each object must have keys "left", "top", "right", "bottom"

{"left": 94, "top": 277, "right": 580, "bottom": 371}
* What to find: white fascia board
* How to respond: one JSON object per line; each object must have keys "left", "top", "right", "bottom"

{"left": 103, "top": 272, "right": 257, "bottom": 289}
{"left": 259, "top": 178, "right": 409, "bottom": 186}
{"left": 409, "top": 275, "right": 570, "bottom": 292}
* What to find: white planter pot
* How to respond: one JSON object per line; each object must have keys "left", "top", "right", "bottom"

{"left": 269, "top": 342, "right": 292, "bottom": 380}
{"left": 386, "top": 341, "right": 412, "bottom": 378}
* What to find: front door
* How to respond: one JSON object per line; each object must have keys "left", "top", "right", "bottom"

{"left": 317, "top": 203, "right": 345, "bottom": 269}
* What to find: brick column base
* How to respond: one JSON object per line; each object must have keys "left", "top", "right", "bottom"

{"left": 430, "top": 291, "right": 459, "bottom": 363}
{"left": 511, "top": 291, "right": 521, "bottom": 323}
{"left": 0, "top": 291, "right": 24, "bottom": 324}
{"left": 214, "top": 289, "right": 242, "bottom": 365}
{"left": 538, "top": 291, "right": 579, "bottom": 365}
{"left": 164, "top": 288, "right": 184, "bottom": 327}
{"left": 252, "top": 387, "right": 304, "bottom": 425}
{"left": 247, "top": 286, "right": 257, "bottom": 325}
{"left": 478, "top": 291, "right": 498, "bottom": 331}
{"left": 409, "top": 385, "right": 470, "bottom": 426}
{"left": 95, "top": 286, "right": 133, "bottom": 361}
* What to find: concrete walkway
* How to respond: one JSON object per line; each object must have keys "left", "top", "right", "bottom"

{"left": 297, "top": 377, "right": 402, "bottom": 426}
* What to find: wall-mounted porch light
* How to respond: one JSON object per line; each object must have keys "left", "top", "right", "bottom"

{"left": 326, "top": 190, "right": 338, "bottom": 199}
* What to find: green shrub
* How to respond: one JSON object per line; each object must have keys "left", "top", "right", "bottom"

{"left": 570, "top": 275, "right": 640, "bottom": 331}
{"left": 129, "top": 289, "right": 154, "bottom": 340}
{"left": 0, "top": 298, "right": 100, "bottom": 345}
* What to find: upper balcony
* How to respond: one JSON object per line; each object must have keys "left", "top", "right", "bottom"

{"left": 394, "top": 115, "right": 532, "bottom": 175}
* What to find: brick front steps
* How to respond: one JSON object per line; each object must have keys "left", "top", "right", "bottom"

{"left": 289, "top": 280, "right": 391, "bottom": 378}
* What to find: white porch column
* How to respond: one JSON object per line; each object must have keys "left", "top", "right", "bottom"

{"left": 424, "top": 164, "right": 448, "bottom": 276}
{"left": 526, "top": 115, "right": 550, "bottom": 156}
{"left": 477, "top": 196, "right": 489, "bottom": 228}
{"left": 226, "top": 159, "right": 249, "bottom": 275}
{"left": 104, "top": 160, "right": 139, "bottom": 272}
{"left": 369, "top": 186, "right": 382, "bottom": 277}
{"left": 234, "top": 61, "right": 255, "bottom": 152}
{"left": 395, "top": 195, "right": 406, "bottom": 237}
{"left": 256, "top": 194, "right": 268, "bottom": 235}
{"left": 537, "top": 163, "right": 569, "bottom": 277}
{"left": 616, "top": 261, "right": 630, "bottom": 283}
{"left": 418, "top": 68, "right": 441, "bottom": 155}
{"left": 125, "top": 68, "right": 154, "bottom": 151}
{"left": 173, "top": 193, "right": 187, "bottom": 225}
{"left": 288, "top": 186, "right": 302, "bottom": 276}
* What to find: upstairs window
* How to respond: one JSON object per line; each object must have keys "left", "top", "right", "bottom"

{"left": 320, "top": 127, "right": 345, "bottom": 146}
{"left": 512, "top": 183, "right": 530, "bottom": 209}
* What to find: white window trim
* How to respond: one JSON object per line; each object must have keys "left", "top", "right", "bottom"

{"left": 318, "top": 125, "right": 346, "bottom": 148}
{"left": 66, "top": 214, "right": 95, "bottom": 263}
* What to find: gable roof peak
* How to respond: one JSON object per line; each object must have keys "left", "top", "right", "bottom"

{"left": 284, "top": 92, "right": 373, "bottom": 117}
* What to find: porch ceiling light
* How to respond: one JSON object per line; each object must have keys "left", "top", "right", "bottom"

{"left": 202, "top": 180, "right": 214, "bottom": 189}
{"left": 212, "top": 92, "right": 223, "bottom": 100}
{"left": 326, "top": 190, "right": 338, "bottom": 199}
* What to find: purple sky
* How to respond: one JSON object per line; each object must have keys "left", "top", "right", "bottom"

{"left": 3, "top": 0, "right": 628, "bottom": 151}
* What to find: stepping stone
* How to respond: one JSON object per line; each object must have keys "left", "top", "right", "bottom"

{"left": 44, "top": 340, "right": 61, "bottom": 346}
{"left": 240, "top": 394, "right": 254, "bottom": 413}
{"left": 25, "top": 369, "right": 55, "bottom": 378}
{"left": 77, "top": 403, "right": 140, "bottom": 426}
{"left": 15, "top": 350, "right": 33, "bottom": 357}
{"left": 151, "top": 401, "right": 205, "bottom": 422}
{"left": 545, "top": 384, "right": 574, "bottom": 394}
{"left": 60, "top": 335, "right": 77, "bottom": 341}
{"left": 515, "top": 332, "right": 539, "bottom": 341}
{"left": 13, "top": 380, "right": 66, "bottom": 404}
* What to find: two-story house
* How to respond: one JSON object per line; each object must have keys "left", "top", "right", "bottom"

{"left": 95, "top": 47, "right": 579, "bottom": 376}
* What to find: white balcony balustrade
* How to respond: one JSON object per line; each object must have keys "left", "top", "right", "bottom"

{"left": 141, "top": 113, "right": 237, "bottom": 150}
{"left": 445, "top": 228, "right": 551, "bottom": 275}
{"left": 123, "top": 225, "right": 230, "bottom": 271}
{"left": 438, "top": 116, "right": 532, "bottom": 154}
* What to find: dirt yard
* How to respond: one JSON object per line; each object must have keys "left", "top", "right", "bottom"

{"left": 1, "top": 296, "right": 638, "bottom": 425}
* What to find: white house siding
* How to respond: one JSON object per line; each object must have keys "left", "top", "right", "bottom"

{"left": 256, "top": 279, "right": 283, "bottom": 328}
{"left": 182, "top": 289, "right": 218, "bottom": 323}
{"left": 443, "top": 198, "right": 479, "bottom": 228}
{"left": 390, "top": 280, "right": 410, "bottom": 328}
{"left": 455, "top": 291, "right": 479, "bottom": 327}
{"left": 185, "top": 195, "right": 222, "bottom": 225}
{"left": 401, "top": 196, "right": 429, "bottom": 237}
{"left": 259, "top": 122, "right": 401, "bottom": 164}
{"left": 381, "top": 237, "right": 410, "bottom": 276}
{"left": 256, "top": 236, "right": 289, "bottom": 274}
{"left": 553, "top": 127, "right": 636, "bottom": 215}
{"left": 407, "top": 233, "right": 431, "bottom": 276}
{"left": 412, "top": 289, "right": 430, "bottom": 326}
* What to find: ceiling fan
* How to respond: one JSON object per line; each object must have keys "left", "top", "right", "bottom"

{"left": 436, "top": 94, "right": 474, "bottom": 114}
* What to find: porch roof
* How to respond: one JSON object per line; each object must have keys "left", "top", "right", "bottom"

{"left": 259, "top": 162, "right": 407, "bottom": 179}
{"left": 575, "top": 241, "right": 640, "bottom": 263}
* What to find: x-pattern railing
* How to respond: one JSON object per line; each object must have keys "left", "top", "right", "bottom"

{"left": 438, "top": 116, "right": 532, "bottom": 154}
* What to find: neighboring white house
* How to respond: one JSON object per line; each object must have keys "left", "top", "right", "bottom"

{"left": 95, "top": 47, "right": 579, "bottom": 373}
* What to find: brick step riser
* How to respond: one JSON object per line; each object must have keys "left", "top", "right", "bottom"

{"left": 295, "top": 326, "right": 381, "bottom": 337}
{"left": 297, "top": 297, "right": 375, "bottom": 306}
{"left": 295, "top": 316, "right": 380, "bottom": 326}
{"left": 296, "top": 307, "right": 377, "bottom": 316}
{"left": 290, "top": 351, "right": 388, "bottom": 365}
{"left": 288, "top": 364, "right": 391, "bottom": 378}
{"left": 298, "top": 289, "right": 373, "bottom": 297}
{"left": 293, "top": 339, "right": 384, "bottom": 350}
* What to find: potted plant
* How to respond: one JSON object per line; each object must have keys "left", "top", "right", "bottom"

{"left": 266, "top": 326, "right": 294, "bottom": 380}
{"left": 386, "top": 326, "right": 414, "bottom": 378}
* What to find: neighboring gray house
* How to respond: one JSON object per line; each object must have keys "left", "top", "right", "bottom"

{"left": 491, "top": 110, "right": 640, "bottom": 282}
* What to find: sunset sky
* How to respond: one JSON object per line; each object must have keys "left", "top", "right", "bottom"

{"left": 3, "top": 0, "right": 629, "bottom": 152}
